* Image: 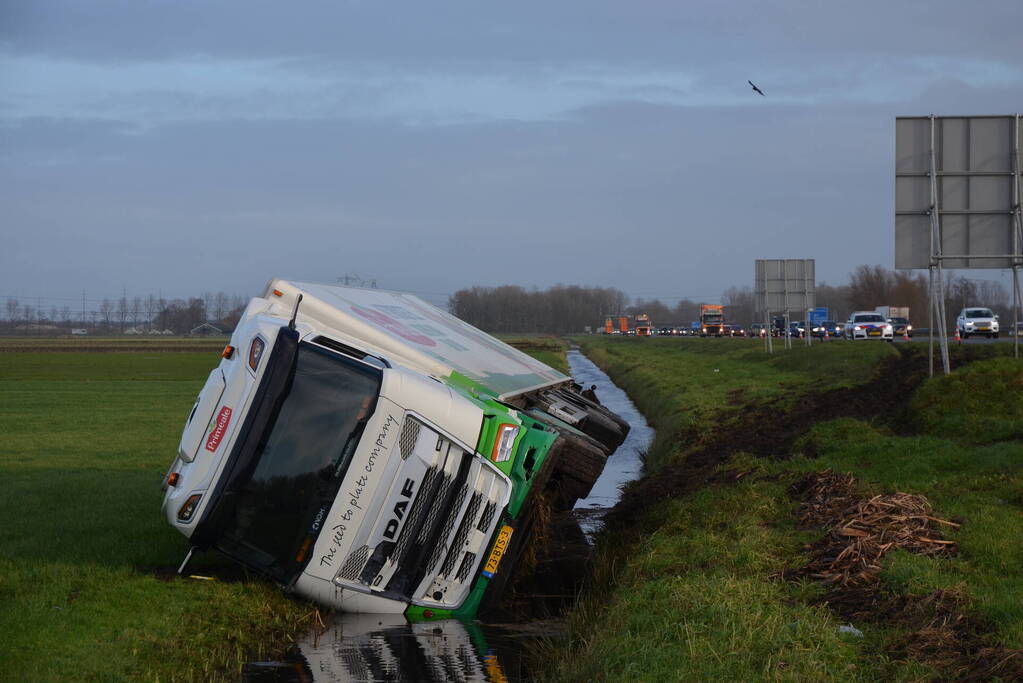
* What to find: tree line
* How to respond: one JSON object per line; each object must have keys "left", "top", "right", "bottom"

{"left": 1, "top": 291, "right": 248, "bottom": 335}
{"left": 448, "top": 266, "right": 1014, "bottom": 334}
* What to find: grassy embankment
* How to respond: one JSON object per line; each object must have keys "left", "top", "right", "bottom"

{"left": 552, "top": 337, "right": 1022, "bottom": 681}
{"left": 500, "top": 335, "right": 571, "bottom": 374}
{"left": 0, "top": 352, "right": 312, "bottom": 681}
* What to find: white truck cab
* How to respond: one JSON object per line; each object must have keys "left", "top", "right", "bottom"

{"left": 162, "top": 279, "right": 628, "bottom": 618}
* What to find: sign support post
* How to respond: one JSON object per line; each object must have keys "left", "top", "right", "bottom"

{"left": 928, "top": 116, "right": 952, "bottom": 376}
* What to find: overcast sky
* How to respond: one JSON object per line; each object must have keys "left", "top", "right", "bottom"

{"left": 2, "top": 1, "right": 1021, "bottom": 308}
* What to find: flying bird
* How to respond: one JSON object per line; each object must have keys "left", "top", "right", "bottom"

{"left": 748, "top": 80, "right": 765, "bottom": 96}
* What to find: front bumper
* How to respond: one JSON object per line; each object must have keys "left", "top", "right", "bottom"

{"left": 849, "top": 327, "right": 892, "bottom": 340}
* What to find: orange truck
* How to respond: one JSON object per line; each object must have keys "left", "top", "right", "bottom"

{"left": 604, "top": 317, "right": 614, "bottom": 334}
{"left": 700, "top": 305, "right": 724, "bottom": 337}
{"left": 617, "top": 316, "right": 629, "bottom": 334}
{"left": 635, "top": 314, "right": 652, "bottom": 336}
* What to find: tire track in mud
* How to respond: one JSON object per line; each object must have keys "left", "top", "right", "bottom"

{"left": 605, "top": 346, "right": 930, "bottom": 529}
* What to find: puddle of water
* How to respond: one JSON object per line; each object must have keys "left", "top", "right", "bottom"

{"left": 244, "top": 616, "right": 534, "bottom": 682}
{"left": 243, "top": 348, "right": 653, "bottom": 682}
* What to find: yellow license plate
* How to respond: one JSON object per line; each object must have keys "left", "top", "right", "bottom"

{"left": 482, "top": 525, "right": 514, "bottom": 577}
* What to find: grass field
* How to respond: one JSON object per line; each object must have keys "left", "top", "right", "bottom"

{"left": 0, "top": 338, "right": 572, "bottom": 681}
{"left": 4, "top": 336, "right": 1018, "bottom": 680}
{"left": 0, "top": 336, "right": 228, "bottom": 353}
{"left": 549, "top": 337, "right": 1022, "bottom": 681}
{"left": 0, "top": 351, "right": 311, "bottom": 681}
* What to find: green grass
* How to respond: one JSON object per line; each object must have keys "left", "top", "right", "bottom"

{"left": 548, "top": 337, "right": 1022, "bottom": 681}
{"left": 499, "top": 335, "right": 571, "bottom": 374}
{"left": 791, "top": 419, "right": 1023, "bottom": 646}
{"left": 0, "top": 337, "right": 570, "bottom": 680}
{"left": 0, "top": 352, "right": 311, "bottom": 681}
{"left": 909, "top": 357, "right": 1023, "bottom": 442}
{"left": 578, "top": 337, "right": 895, "bottom": 472}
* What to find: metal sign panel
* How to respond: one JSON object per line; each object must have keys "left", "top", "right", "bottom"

{"left": 895, "top": 115, "right": 1022, "bottom": 269}
{"left": 808, "top": 307, "right": 828, "bottom": 324}
{"left": 754, "top": 259, "right": 815, "bottom": 320}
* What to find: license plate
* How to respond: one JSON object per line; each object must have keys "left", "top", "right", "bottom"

{"left": 978, "top": 326, "right": 989, "bottom": 331}
{"left": 482, "top": 525, "right": 514, "bottom": 578}
{"left": 869, "top": 331, "right": 880, "bottom": 336}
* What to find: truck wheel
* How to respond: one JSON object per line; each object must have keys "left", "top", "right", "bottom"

{"left": 528, "top": 413, "right": 610, "bottom": 511}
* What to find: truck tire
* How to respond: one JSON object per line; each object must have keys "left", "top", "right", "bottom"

{"left": 526, "top": 410, "right": 611, "bottom": 511}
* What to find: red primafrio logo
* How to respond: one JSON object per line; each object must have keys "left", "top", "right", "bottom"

{"left": 205, "top": 406, "right": 233, "bottom": 452}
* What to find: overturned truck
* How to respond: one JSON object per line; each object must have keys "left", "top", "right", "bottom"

{"left": 162, "top": 279, "right": 628, "bottom": 619}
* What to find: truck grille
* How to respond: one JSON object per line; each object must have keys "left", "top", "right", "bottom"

{"left": 337, "top": 545, "right": 370, "bottom": 582}
{"left": 397, "top": 417, "right": 421, "bottom": 460}
{"left": 332, "top": 424, "right": 510, "bottom": 610}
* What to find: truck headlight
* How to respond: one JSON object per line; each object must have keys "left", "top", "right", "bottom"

{"left": 491, "top": 424, "right": 520, "bottom": 463}
{"left": 248, "top": 337, "right": 266, "bottom": 371}
{"left": 178, "top": 493, "right": 202, "bottom": 522}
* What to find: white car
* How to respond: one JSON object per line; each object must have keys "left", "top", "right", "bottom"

{"left": 956, "top": 307, "right": 999, "bottom": 339}
{"left": 844, "top": 312, "right": 893, "bottom": 341}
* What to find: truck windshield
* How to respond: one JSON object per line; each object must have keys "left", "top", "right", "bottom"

{"left": 703, "top": 314, "right": 723, "bottom": 323}
{"left": 214, "top": 343, "right": 382, "bottom": 583}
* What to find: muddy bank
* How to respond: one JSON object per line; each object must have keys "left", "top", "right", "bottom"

{"left": 605, "top": 345, "right": 931, "bottom": 529}
{"left": 578, "top": 341, "right": 1022, "bottom": 680}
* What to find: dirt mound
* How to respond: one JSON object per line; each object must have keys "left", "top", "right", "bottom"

{"left": 786, "top": 470, "right": 1023, "bottom": 680}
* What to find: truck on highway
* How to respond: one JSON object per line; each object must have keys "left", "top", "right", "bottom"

{"left": 161, "top": 279, "right": 628, "bottom": 620}
{"left": 635, "top": 314, "right": 652, "bottom": 337}
{"left": 700, "top": 305, "right": 725, "bottom": 337}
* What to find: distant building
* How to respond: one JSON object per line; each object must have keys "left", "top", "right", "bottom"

{"left": 189, "top": 322, "right": 222, "bottom": 336}
{"left": 71, "top": 328, "right": 88, "bottom": 336}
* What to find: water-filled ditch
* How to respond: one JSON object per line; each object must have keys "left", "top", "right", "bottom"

{"left": 243, "top": 348, "right": 653, "bottom": 682}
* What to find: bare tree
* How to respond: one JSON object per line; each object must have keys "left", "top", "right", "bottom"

{"left": 144, "top": 295, "right": 158, "bottom": 331}
{"left": 212, "top": 292, "right": 229, "bottom": 323}
{"left": 117, "top": 296, "right": 129, "bottom": 333}
{"left": 848, "top": 265, "right": 894, "bottom": 311}
{"left": 6, "top": 297, "right": 18, "bottom": 323}
{"left": 131, "top": 297, "right": 142, "bottom": 330}
{"left": 99, "top": 299, "right": 114, "bottom": 332}
{"left": 721, "top": 286, "right": 755, "bottom": 326}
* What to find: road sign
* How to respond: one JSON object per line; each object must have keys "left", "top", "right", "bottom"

{"left": 894, "top": 115, "right": 1023, "bottom": 374}
{"left": 808, "top": 307, "right": 828, "bottom": 324}
{"left": 755, "top": 259, "right": 815, "bottom": 352}
{"left": 896, "top": 115, "right": 1022, "bottom": 270}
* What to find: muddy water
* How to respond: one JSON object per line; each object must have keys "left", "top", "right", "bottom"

{"left": 568, "top": 348, "right": 652, "bottom": 511}
{"left": 243, "top": 348, "right": 652, "bottom": 682}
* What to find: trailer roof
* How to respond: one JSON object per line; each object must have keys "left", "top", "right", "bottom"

{"left": 277, "top": 280, "right": 567, "bottom": 399}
